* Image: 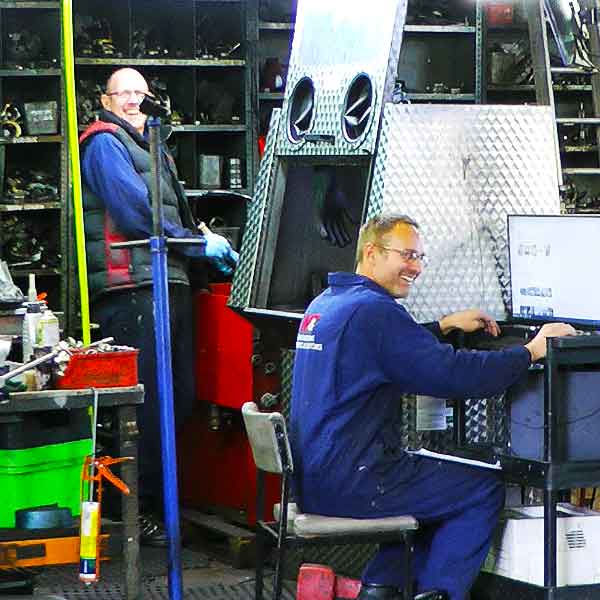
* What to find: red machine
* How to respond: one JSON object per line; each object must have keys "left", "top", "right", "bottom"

{"left": 178, "top": 284, "right": 281, "bottom": 526}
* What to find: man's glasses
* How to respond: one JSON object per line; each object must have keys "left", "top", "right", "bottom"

{"left": 105, "top": 90, "right": 149, "bottom": 103}
{"left": 374, "top": 244, "right": 428, "bottom": 265}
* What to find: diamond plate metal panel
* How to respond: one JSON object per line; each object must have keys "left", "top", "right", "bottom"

{"left": 369, "top": 104, "right": 561, "bottom": 323}
{"left": 276, "top": 0, "right": 407, "bottom": 157}
{"left": 279, "top": 348, "right": 295, "bottom": 422}
{"left": 229, "top": 110, "right": 281, "bottom": 310}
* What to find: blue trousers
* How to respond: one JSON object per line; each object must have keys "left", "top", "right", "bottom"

{"left": 361, "top": 454, "right": 504, "bottom": 600}
{"left": 92, "top": 284, "right": 195, "bottom": 513}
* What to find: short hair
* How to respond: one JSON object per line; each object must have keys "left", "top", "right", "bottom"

{"left": 355, "top": 212, "right": 420, "bottom": 265}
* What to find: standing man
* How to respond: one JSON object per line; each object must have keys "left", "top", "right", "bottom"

{"left": 80, "top": 68, "right": 238, "bottom": 546}
{"left": 290, "top": 213, "right": 574, "bottom": 600}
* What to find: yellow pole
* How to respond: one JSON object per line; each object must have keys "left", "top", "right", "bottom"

{"left": 61, "top": 0, "right": 91, "bottom": 344}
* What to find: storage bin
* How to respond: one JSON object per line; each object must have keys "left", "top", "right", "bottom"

{"left": 55, "top": 350, "right": 139, "bottom": 389}
{"left": 0, "top": 438, "right": 92, "bottom": 528}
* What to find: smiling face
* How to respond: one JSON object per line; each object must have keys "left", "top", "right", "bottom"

{"left": 101, "top": 68, "right": 149, "bottom": 133}
{"left": 356, "top": 222, "right": 424, "bottom": 298}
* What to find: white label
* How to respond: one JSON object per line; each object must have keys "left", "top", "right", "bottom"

{"left": 416, "top": 395, "right": 448, "bottom": 431}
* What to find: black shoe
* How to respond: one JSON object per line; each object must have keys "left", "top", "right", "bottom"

{"left": 357, "top": 583, "right": 401, "bottom": 600}
{"left": 139, "top": 513, "right": 168, "bottom": 547}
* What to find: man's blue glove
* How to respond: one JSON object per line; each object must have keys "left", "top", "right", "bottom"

{"left": 204, "top": 232, "right": 239, "bottom": 275}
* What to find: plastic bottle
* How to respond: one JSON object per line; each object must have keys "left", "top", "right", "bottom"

{"left": 22, "top": 302, "right": 43, "bottom": 362}
{"left": 36, "top": 309, "right": 60, "bottom": 348}
{"left": 27, "top": 273, "right": 37, "bottom": 303}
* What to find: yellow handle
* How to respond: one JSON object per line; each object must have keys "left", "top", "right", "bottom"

{"left": 61, "top": 0, "right": 91, "bottom": 344}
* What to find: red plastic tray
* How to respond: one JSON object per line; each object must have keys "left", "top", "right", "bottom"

{"left": 55, "top": 350, "right": 139, "bottom": 389}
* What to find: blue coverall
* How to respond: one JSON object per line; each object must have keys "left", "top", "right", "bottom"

{"left": 290, "top": 272, "right": 531, "bottom": 600}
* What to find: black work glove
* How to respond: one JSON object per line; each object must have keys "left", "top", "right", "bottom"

{"left": 313, "top": 167, "right": 356, "bottom": 248}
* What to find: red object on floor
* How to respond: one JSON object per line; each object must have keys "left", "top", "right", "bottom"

{"left": 296, "top": 564, "right": 362, "bottom": 600}
{"left": 297, "top": 564, "right": 336, "bottom": 600}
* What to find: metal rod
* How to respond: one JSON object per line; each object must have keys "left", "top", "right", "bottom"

{"left": 544, "top": 489, "right": 558, "bottom": 587}
{"left": 89, "top": 387, "right": 99, "bottom": 502}
{"left": 0, "top": 349, "right": 59, "bottom": 387}
{"left": 147, "top": 115, "right": 183, "bottom": 600}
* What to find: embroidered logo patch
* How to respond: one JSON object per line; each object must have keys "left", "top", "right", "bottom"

{"left": 297, "top": 313, "right": 322, "bottom": 351}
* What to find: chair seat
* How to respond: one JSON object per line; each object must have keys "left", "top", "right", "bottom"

{"left": 293, "top": 512, "right": 419, "bottom": 538}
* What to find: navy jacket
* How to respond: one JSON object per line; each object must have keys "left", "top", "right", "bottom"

{"left": 289, "top": 272, "right": 531, "bottom": 516}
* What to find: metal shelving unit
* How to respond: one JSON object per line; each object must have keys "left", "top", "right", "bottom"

{"left": 0, "top": 1, "right": 68, "bottom": 325}
{"left": 74, "top": 0, "right": 256, "bottom": 199}
{"left": 401, "top": 1, "right": 484, "bottom": 104}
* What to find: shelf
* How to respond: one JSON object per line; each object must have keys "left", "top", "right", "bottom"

{"left": 259, "top": 21, "right": 294, "bottom": 31}
{"left": 259, "top": 92, "right": 285, "bottom": 101}
{"left": 0, "top": 68, "right": 60, "bottom": 77}
{"left": 171, "top": 124, "right": 247, "bottom": 133}
{"left": 404, "top": 24, "right": 475, "bottom": 33}
{"left": 0, "top": 135, "right": 62, "bottom": 145}
{"left": 185, "top": 188, "right": 250, "bottom": 197}
{"left": 0, "top": 202, "right": 60, "bottom": 212}
{"left": 562, "top": 168, "right": 600, "bottom": 175}
{"left": 10, "top": 268, "right": 61, "bottom": 277}
{"left": 0, "top": 1, "right": 59, "bottom": 7}
{"left": 408, "top": 93, "right": 475, "bottom": 101}
{"left": 561, "top": 145, "right": 598, "bottom": 153}
{"left": 556, "top": 118, "right": 600, "bottom": 125}
{"left": 487, "top": 85, "right": 535, "bottom": 92}
{"left": 488, "top": 84, "right": 593, "bottom": 93}
{"left": 75, "top": 58, "right": 245, "bottom": 67}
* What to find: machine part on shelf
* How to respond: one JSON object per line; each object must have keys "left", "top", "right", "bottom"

{"left": 4, "top": 169, "right": 59, "bottom": 204}
{"left": 75, "top": 16, "right": 121, "bottom": 58}
{"left": 263, "top": 361, "right": 277, "bottom": 376}
{"left": 5, "top": 30, "right": 43, "bottom": 65}
{"left": 208, "top": 403, "right": 221, "bottom": 431}
{"left": 0, "top": 104, "right": 23, "bottom": 139}
{"left": 488, "top": 40, "right": 533, "bottom": 86}
{"left": 132, "top": 28, "right": 170, "bottom": 59}
{"left": 196, "top": 81, "right": 235, "bottom": 124}
{"left": 259, "top": 392, "right": 280, "bottom": 409}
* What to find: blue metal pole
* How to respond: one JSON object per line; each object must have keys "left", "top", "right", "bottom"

{"left": 150, "top": 235, "right": 183, "bottom": 600}
{"left": 147, "top": 116, "right": 183, "bottom": 600}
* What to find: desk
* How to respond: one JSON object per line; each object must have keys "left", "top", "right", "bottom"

{"left": 448, "top": 336, "right": 600, "bottom": 599}
{"left": 0, "top": 385, "right": 143, "bottom": 600}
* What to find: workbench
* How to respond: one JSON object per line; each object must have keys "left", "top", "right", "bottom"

{"left": 0, "top": 385, "right": 143, "bottom": 599}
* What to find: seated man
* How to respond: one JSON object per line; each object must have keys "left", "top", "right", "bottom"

{"left": 289, "top": 212, "right": 574, "bottom": 600}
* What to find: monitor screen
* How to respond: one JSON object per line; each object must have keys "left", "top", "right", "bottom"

{"left": 508, "top": 214, "right": 600, "bottom": 326}
{"left": 544, "top": 0, "right": 578, "bottom": 66}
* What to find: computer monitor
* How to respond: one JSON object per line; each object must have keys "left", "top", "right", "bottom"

{"left": 508, "top": 214, "right": 600, "bottom": 327}
{"left": 544, "top": 0, "right": 578, "bottom": 66}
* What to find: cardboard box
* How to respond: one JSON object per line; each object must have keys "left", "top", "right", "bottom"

{"left": 483, "top": 504, "right": 600, "bottom": 586}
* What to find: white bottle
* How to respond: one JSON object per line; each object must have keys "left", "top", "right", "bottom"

{"left": 36, "top": 309, "right": 60, "bottom": 348}
{"left": 22, "top": 302, "right": 43, "bottom": 362}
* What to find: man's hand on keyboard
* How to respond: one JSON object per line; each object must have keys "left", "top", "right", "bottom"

{"left": 524, "top": 323, "right": 577, "bottom": 362}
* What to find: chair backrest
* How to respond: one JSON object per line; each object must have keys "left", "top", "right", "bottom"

{"left": 242, "top": 402, "right": 294, "bottom": 475}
